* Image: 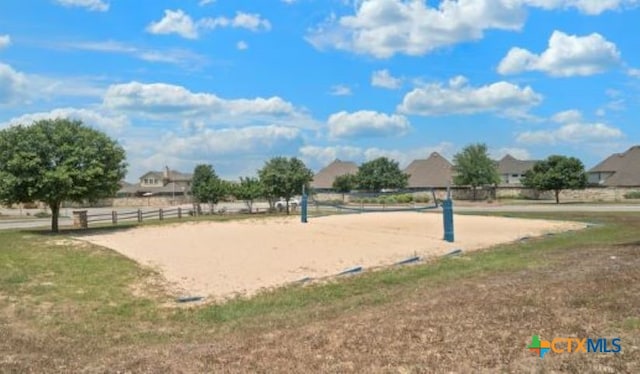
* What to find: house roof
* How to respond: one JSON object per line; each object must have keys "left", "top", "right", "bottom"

{"left": 588, "top": 145, "right": 640, "bottom": 186}
{"left": 117, "top": 182, "right": 191, "bottom": 194}
{"left": 311, "top": 159, "right": 359, "bottom": 189}
{"left": 139, "top": 170, "right": 193, "bottom": 182}
{"left": 404, "top": 152, "right": 453, "bottom": 188}
{"left": 497, "top": 154, "right": 538, "bottom": 175}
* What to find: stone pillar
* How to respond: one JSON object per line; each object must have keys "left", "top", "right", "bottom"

{"left": 73, "top": 210, "right": 88, "bottom": 229}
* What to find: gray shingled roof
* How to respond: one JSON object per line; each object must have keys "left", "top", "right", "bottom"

{"left": 589, "top": 145, "right": 640, "bottom": 186}
{"left": 311, "top": 159, "right": 358, "bottom": 189}
{"left": 497, "top": 154, "right": 538, "bottom": 175}
{"left": 118, "top": 182, "right": 191, "bottom": 195}
{"left": 404, "top": 152, "right": 453, "bottom": 188}
{"left": 139, "top": 170, "right": 193, "bottom": 182}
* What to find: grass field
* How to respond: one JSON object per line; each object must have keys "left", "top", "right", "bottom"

{"left": 0, "top": 212, "right": 639, "bottom": 372}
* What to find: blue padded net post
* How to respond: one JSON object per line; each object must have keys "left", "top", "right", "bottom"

{"left": 301, "top": 193, "right": 308, "bottom": 223}
{"left": 443, "top": 189, "right": 454, "bottom": 242}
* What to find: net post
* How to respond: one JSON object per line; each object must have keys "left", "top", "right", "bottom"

{"left": 443, "top": 186, "right": 455, "bottom": 242}
{"left": 301, "top": 185, "right": 308, "bottom": 223}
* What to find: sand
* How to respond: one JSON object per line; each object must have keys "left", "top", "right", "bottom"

{"left": 77, "top": 213, "right": 584, "bottom": 300}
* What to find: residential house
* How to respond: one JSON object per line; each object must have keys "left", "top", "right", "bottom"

{"left": 117, "top": 167, "right": 193, "bottom": 197}
{"left": 311, "top": 159, "right": 359, "bottom": 191}
{"left": 404, "top": 152, "right": 454, "bottom": 189}
{"left": 497, "top": 154, "right": 538, "bottom": 185}
{"left": 588, "top": 145, "right": 640, "bottom": 186}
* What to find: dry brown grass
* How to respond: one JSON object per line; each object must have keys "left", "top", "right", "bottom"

{"left": 0, "top": 213, "right": 639, "bottom": 373}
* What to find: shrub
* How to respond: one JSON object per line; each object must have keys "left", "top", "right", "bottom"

{"left": 414, "top": 194, "right": 431, "bottom": 203}
{"left": 623, "top": 191, "right": 640, "bottom": 199}
{"left": 384, "top": 196, "right": 397, "bottom": 204}
{"left": 34, "top": 211, "right": 51, "bottom": 218}
{"left": 396, "top": 194, "right": 413, "bottom": 204}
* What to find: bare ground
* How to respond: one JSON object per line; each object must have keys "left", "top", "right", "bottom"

{"left": 1, "top": 241, "right": 638, "bottom": 373}
{"left": 76, "top": 213, "right": 583, "bottom": 300}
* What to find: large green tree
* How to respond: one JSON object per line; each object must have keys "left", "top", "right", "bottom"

{"left": 191, "top": 164, "right": 226, "bottom": 213}
{"left": 356, "top": 157, "right": 409, "bottom": 192}
{"left": 453, "top": 143, "right": 500, "bottom": 200}
{"left": 0, "top": 118, "right": 127, "bottom": 232}
{"left": 231, "top": 176, "right": 263, "bottom": 212}
{"left": 332, "top": 173, "right": 357, "bottom": 202}
{"left": 258, "top": 157, "right": 313, "bottom": 214}
{"left": 521, "top": 155, "right": 587, "bottom": 204}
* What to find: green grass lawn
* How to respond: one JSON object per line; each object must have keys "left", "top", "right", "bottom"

{"left": 1, "top": 212, "right": 638, "bottom": 372}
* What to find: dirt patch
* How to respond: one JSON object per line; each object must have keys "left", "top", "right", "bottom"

{"left": 93, "top": 244, "right": 640, "bottom": 373}
{"left": 77, "top": 213, "right": 584, "bottom": 300}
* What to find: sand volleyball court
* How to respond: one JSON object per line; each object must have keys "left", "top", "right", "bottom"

{"left": 78, "top": 213, "right": 584, "bottom": 300}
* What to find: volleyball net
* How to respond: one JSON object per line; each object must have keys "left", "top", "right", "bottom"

{"left": 308, "top": 189, "right": 439, "bottom": 214}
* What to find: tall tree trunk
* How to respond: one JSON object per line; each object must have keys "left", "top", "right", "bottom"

{"left": 50, "top": 201, "right": 60, "bottom": 233}
{"left": 285, "top": 198, "right": 290, "bottom": 215}
{"left": 555, "top": 190, "right": 560, "bottom": 204}
{"left": 472, "top": 187, "right": 477, "bottom": 201}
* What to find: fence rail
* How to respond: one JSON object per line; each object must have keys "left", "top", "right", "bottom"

{"left": 80, "top": 207, "right": 192, "bottom": 228}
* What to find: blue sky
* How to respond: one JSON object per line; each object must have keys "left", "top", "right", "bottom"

{"left": 1, "top": 0, "right": 639, "bottom": 182}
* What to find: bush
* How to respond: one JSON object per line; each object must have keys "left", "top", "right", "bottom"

{"left": 623, "top": 191, "right": 640, "bottom": 199}
{"left": 34, "top": 211, "right": 51, "bottom": 218}
{"left": 396, "top": 194, "right": 413, "bottom": 204}
{"left": 414, "top": 194, "right": 431, "bottom": 203}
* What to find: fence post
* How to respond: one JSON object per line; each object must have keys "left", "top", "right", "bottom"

{"left": 137, "top": 209, "right": 142, "bottom": 223}
{"left": 112, "top": 210, "right": 117, "bottom": 225}
{"left": 72, "top": 210, "right": 88, "bottom": 229}
{"left": 178, "top": 207, "right": 182, "bottom": 219}
{"left": 159, "top": 208, "right": 164, "bottom": 220}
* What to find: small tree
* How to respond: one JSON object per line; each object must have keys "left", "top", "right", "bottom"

{"left": 258, "top": 157, "right": 313, "bottom": 214}
{"left": 191, "top": 164, "right": 226, "bottom": 213}
{"left": 453, "top": 143, "right": 500, "bottom": 200}
{"left": 521, "top": 155, "right": 587, "bottom": 204}
{"left": 332, "top": 174, "right": 357, "bottom": 202}
{"left": 356, "top": 157, "right": 409, "bottom": 192}
{"left": 232, "top": 176, "right": 263, "bottom": 213}
{"left": 0, "top": 118, "right": 127, "bottom": 232}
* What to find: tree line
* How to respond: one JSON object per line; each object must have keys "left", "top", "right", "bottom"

{"left": 0, "top": 119, "right": 588, "bottom": 232}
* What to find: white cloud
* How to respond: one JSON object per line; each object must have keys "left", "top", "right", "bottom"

{"left": 147, "top": 10, "right": 271, "bottom": 39}
{"left": 306, "top": 0, "right": 636, "bottom": 58}
{"left": 199, "top": 0, "right": 215, "bottom": 5}
{"left": 54, "top": 0, "right": 109, "bottom": 11}
{"left": 122, "top": 125, "right": 304, "bottom": 179}
{"left": 0, "top": 34, "right": 10, "bottom": 49}
{"left": 498, "top": 31, "right": 621, "bottom": 77}
{"left": 0, "top": 63, "right": 27, "bottom": 104}
{"left": 0, "top": 108, "right": 128, "bottom": 133}
{"left": 523, "top": 0, "right": 638, "bottom": 15}
{"left": 517, "top": 121, "right": 623, "bottom": 144}
{"left": 0, "top": 62, "right": 107, "bottom": 106}
{"left": 199, "top": 12, "right": 272, "bottom": 32}
{"left": 398, "top": 76, "right": 542, "bottom": 116}
{"left": 371, "top": 69, "right": 401, "bottom": 89}
{"left": 329, "top": 84, "right": 352, "bottom": 96}
{"left": 307, "top": 0, "right": 526, "bottom": 58}
{"left": 147, "top": 9, "right": 199, "bottom": 39}
{"left": 551, "top": 109, "right": 582, "bottom": 123}
{"left": 165, "top": 125, "right": 302, "bottom": 156}
{"left": 299, "top": 145, "right": 364, "bottom": 166}
{"left": 300, "top": 142, "right": 455, "bottom": 169}
{"left": 628, "top": 68, "right": 640, "bottom": 77}
{"left": 236, "top": 40, "right": 249, "bottom": 50}
{"left": 103, "top": 81, "right": 299, "bottom": 120}
{"left": 491, "top": 147, "right": 532, "bottom": 160}
{"left": 63, "top": 40, "right": 207, "bottom": 68}
{"left": 327, "top": 110, "right": 410, "bottom": 139}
